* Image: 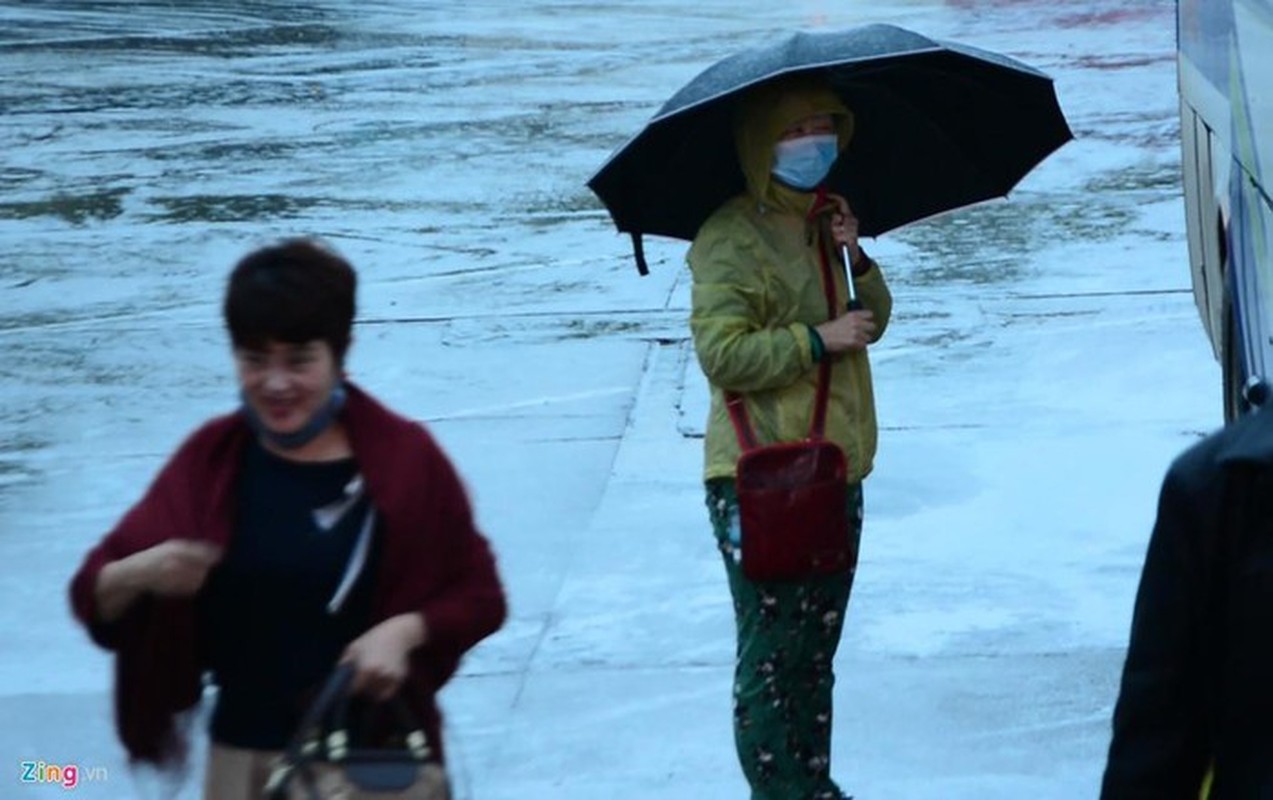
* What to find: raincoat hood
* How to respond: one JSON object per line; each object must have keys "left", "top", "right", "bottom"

{"left": 734, "top": 75, "right": 854, "bottom": 214}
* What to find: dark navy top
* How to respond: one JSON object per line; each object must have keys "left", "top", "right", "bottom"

{"left": 199, "top": 437, "right": 379, "bottom": 749}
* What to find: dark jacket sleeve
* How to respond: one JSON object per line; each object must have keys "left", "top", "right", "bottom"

{"left": 404, "top": 430, "right": 507, "bottom": 691}
{"left": 65, "top": 424, "right": 219, "bottom": 764}
{"left": 1101, "top": 461, "right": 1214, "bottom": 799}
{"left": 417, "top": 447, "right": 507, "bottom": 655}
{"left": 68, "top": 448, "right": 188, "bottom": 650}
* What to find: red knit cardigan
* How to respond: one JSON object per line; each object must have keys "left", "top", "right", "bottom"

{"left": 68, "top": 383, "right": 507, "bottom": 764}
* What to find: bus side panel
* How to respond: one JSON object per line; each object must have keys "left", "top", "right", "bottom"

{"left": 1233, "top": 0, "right": 1273, "bottom": 198}
{"left": 1230, "top": 166, "right": 1273, "bottom": 398}
{"left": 1179, "top": 102, "right": 1225, "bottom": 358}
{"left": 1230, "top": 0, "right": 1273, "bottom": 401}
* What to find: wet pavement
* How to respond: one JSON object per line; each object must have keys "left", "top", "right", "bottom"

{"left": 0, "top": 1, "right": 1220, "bottom": 798}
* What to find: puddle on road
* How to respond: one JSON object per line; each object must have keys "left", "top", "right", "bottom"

{"left": 0, "top": 189, "right": 129, "bottom": 225}
{"left": 891, "top": 164, "right": 1172, "bottom": 288}
{"left": 1084, "top": 162, "right": 1179, "bottom": 194}
{"left": 0, "top": 336, "right": 146, "bottom": 388}
{"left": 145, "top": 193, "right": 325, "bottom": 223}
{"left": 0, "top": 22, "right": 344, "bottom": 57}
{"left": 557, "top": 318, "right": 643, "bottom": 340}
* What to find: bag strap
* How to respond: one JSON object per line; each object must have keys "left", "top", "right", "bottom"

{"left": 725, "top": 191, "right": 842, "bottom": 451}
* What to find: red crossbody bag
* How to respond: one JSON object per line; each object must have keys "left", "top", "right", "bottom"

{"left": 724, "top": 216, "right": 854, "bottom": 582}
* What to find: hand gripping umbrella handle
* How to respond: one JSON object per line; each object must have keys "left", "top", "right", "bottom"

{"left": 840, "top": 244, "right": 862, "bottom": 311}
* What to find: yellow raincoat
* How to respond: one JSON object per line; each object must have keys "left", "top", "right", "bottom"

{"left": 688, "top": 76, "right": 892, "bottom": 483}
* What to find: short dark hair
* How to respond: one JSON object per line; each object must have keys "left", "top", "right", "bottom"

{"left": 223, "top": 238, "right": 356, "bottom": 362}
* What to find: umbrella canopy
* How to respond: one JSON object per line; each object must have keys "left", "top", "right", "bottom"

{"left": 587, "top": 24, "right": 1073, "bottom": 274}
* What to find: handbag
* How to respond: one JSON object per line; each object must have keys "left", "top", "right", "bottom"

{"left": 725, "top": 207, "right": 854, "bottom": 583}
{"left": 264, "top": 664, "right": 450, "bottom": 800}
{"left": 726, "top": 366, "right": 852, "bottom": 582}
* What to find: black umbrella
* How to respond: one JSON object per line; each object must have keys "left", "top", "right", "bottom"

{"left": 587, "top": 24, "right": 1073, "bottom": 274}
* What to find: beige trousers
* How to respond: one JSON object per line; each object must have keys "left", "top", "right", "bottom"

{"left": 203, "top": 743, "right": 449, "bottom": 800}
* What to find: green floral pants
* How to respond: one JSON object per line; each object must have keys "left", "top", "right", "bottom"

{"left": 706, "top": 479, "right": 863, "bottom": 800}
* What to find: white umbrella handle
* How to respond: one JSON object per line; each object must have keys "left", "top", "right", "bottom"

{"left": 839, "top": 244, "right": 861, "bottom": 310}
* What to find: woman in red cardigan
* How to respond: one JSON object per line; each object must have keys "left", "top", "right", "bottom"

{"left": 68, "top": 239, "right": 507, "bottom": 798}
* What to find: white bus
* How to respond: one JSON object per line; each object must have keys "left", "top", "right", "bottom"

{"left": 1178, "top": 0, "right": 1273, "bottom": 420}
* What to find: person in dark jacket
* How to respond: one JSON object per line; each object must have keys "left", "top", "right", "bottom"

{"left": 1101, "top": 406, "right": 1273, "bottom": 799}
{"left": 69, "top": 239, "right": 506, "bottom": 799}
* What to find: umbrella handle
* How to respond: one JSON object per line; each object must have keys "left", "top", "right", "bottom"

{"left": 839, "top": 244, "right": 862, "bottom": 311}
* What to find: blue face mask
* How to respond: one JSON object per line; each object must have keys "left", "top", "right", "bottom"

{"left": 771, "top": 133, "right": 839, "bottom": 191}
{"left": 241, "top": 383, "right": 347, "bottom": 450}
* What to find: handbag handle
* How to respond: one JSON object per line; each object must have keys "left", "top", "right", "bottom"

{"left": 330, "top": 676, "right": 434, "bottom": 763}
{"left": 726, "top": 199, "right": 843, "bottom": 450}
{"left": 264, "top": 664, "right": 434, "bottom": 799}
{"left": 265, "top": 665, "right": 355, "bottom": 799}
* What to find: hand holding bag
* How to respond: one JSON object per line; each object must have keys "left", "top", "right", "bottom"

{"left": 264, "top": 664, "right": 449, "bottom": 800}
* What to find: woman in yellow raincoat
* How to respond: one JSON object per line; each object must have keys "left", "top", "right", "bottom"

{"left": 688, "top": 74, "right": 892, "bottom": 800}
